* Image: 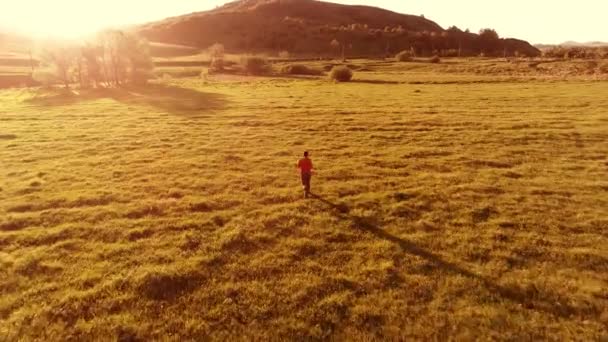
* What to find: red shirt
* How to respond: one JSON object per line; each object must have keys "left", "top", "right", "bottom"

{"left": 298, "top": 158, "right": 313, "bottom": 174}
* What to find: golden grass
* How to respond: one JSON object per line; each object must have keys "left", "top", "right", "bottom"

{"left": 0, "top": 65, "right": 607, "bottom": 340}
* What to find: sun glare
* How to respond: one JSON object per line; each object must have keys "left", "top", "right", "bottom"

{"left": 16, "top": 21, "right": 105, "bottom": 41}
{"left": 1, "top": 1, "right": 223, "bottom": 40}
{"left": 1, "top": 1, "right": 140, "bottom": 40}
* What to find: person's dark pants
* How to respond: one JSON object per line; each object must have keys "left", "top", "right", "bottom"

{"left": 301, "top": 172, "right": 312, "bottom": 197}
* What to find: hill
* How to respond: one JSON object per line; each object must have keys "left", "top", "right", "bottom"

{"left": 139, "top": 0, "right": 540, "bottom": 57}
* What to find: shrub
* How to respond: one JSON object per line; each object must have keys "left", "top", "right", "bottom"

{"left": 329, "top": 66, "right": 353, "bottom": 82}
{"left": 280, "top": 64, "right": 323, "bottom": 76}
{"left": 278, "top": 50, "right": 290, "bottom": 59}
{"left": 396, "top": 50, "right": 413, "bottom": 62}
{"left": 241, "top": 56, "right": 270, "bottom": 75}
{"left": 429, "top": 55, "right": 441, "bottom": 63}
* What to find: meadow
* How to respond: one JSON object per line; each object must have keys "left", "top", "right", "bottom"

{"left": 0, "top": 60, "right": 607, "bottom": 340}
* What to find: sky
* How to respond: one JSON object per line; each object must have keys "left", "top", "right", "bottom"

{"left": 0, "top": 0, "right": 606, "bottom": 44}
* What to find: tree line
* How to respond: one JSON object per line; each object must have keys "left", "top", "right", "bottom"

{"left": 34, "top": 30, "right": 153, "bottom": 88}
{"left": 195, "top": 15, "right": 539, "bottom": 58}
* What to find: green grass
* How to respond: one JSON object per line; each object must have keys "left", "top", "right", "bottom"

{"left": 0, "top": 64, "right": 607, "bottom": 340}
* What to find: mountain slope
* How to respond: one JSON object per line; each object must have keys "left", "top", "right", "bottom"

{"left": 139, "top": 0, "right": 540, "bottom": 57}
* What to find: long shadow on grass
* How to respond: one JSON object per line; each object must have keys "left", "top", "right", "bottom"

{"left": 312, "top": 194, "right": 595, "bottom": 320}
{"left": 26, "top": 83, "right": 228, "bottom": 117}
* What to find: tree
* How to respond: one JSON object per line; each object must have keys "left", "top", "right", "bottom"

{"left": 97, "top": 30, "right": 153, "bottom": 86}
{"left": 98, "top": 30, "right": 127, "bottom": 85}
{"left": 478, "top": 28, "right": 500, "bottom": 55}
{"left": 38, "top": 30, "right": 152, "bottom": 88}
{"left": 447, "top": 26, "right": 463, "bottom": 57}
{"left": 330, "top": 39, "right": 340, "bottom": 59}
{"left": 208, "top": 43, "right": 225, "bottom": 72}
{"left": 208, "top": 43, "right": 225, "bottom": 60}
{"left": 81, "top": 44, "right": 103, "bottom": 87}
{"left": 40, "top": 44, "right": 78, "bottom": 88}
{"left": 479, "top": 28, "right": 499, "bottom": 41}
{"left": 430, "top": 31, "right": 440, "bottom": 53}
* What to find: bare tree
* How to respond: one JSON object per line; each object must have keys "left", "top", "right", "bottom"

{"left": 208, "top": 43, "right": 225, "bottom": 72}
{"left": 81, "top": 44, "right": 103, "bottom": 87}
{"left": 97, "top": 30, "right": 153, "bottom": 86}
{"left": 36, "top": 30, "right": 152, "bottom": 88}
{"left": 122, "top": 33, "right": 154, "bottom": 84}
{"left": 330, "top": 39, "right": 340, "bottom": 59}
{"left": 209, "top": 43, "right": 225, "bottom": 59}
{"left": 40, "top": 45, "right": 77, "bottom": 88}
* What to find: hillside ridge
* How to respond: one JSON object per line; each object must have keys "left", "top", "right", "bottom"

{"left": 140, "top": 0, "right": 540, "bottom": 57}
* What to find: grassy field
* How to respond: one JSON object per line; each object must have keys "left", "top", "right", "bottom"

{"left": 1, "top": 63, "right": 607, "bottom": 340}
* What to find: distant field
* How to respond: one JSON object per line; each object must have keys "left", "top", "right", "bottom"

{"left": 0, "top": 66, "right": 32, "bottom": 75}
{"left": 0, "top": 63, "right": 607, "bottom": 340}
{"left": 149, "top": 42, "right": 201, "bottom": 58}
{"left": 0, "top": 52, "right": 37, "bottom": 88}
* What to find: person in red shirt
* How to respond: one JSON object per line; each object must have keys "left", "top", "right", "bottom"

{"left": 297, "top": 151, "right": 314, "bottom": 198}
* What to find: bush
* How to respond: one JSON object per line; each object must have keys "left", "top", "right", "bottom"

{"left": 241, "top": 56, "right": 270, "bottom": 75}
{"left": 278, "top": 50, "right": 290, "bottom": 59}
{"left": 429, "top": 55, "right": 441, "bottom": 63}
{"left": 396, "top": 50, "right": 413, "bottom": 62}
{"left": 280, "top": 64, "right": 323, "bottom": 76}
{"left": 329, "top": 66, "right": 353, "bottom": 82}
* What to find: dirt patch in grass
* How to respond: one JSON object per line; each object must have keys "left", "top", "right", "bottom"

{"left": 471, "top": 207, "right": 495, "bottom": 223}
{"left": 467, "top": 159, "right": 514, "bottom": 169}
{"left": 125, "top": 205, "right": 165, "bottom": 219}
{"left": 135, "top": 268, "right": 205, "bottom": 301}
